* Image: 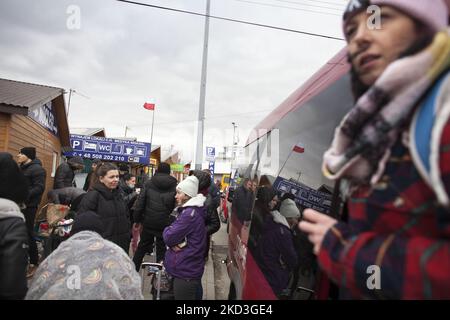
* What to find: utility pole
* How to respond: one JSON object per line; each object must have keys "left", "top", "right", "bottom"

{"left": 194, "top": 0, "right": 211, "bottom": 170}
{"left": 67, "top": 89, "right": 74, "bottom": 117}
{"left": 232, "top": 122, "right": 238, "bottom": 160}
{"left": 66, "top": 88, "right": 89, "bottom": 118}
{"left": 124, "top": 126, "right": 128, "bottom": 137}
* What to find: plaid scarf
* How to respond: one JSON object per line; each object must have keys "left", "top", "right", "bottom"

{"left": 323, "top": 28, "right": 450, "bottom": 188}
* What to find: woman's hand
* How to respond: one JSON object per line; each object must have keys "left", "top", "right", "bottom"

{"left": 298, "top": 209, "right": 338, "bottom": 255}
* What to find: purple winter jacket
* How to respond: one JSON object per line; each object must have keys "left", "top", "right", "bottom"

{"left": 163, "top": 194, "right": 207, "bottom": 280}
{"left": 254, "top": 211, "right": 298, "bottom": 296}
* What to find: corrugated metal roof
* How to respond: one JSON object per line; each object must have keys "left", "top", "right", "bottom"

{"left": 0, "top": 78, "right": 64, "bottom": 109}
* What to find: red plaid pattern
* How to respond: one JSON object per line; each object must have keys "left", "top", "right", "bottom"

{"left": 318, "top": 120, "right": 450, "bottom": 299}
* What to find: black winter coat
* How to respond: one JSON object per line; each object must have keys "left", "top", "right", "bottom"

{"left": 20, "top": 159, "right": 46, "bottom": 208}
{"left": 208, "top": 183, "right": 221, "bottom": 210}
{"left": 133, "top": 173, "right": 177, "bottom": 235}
{"left": 119, "top": 180, "right": 138, "bottom": 210}
{"left": 204, "top": 195, "right": 220, "bottom": 236}
{"left": 77, "top": 183, "right": 131, "bottom": 252}
{"left": 0, "top": 206, "right": 28, "bottom": 300}
{"left": 53, "top": 162, "right": 75, "bottom": 189}
{"left": 83, "top": 171, "right": 93, "bottom": 191}
{"left": 231, "top": 186, "right": 254, "bottom": 224}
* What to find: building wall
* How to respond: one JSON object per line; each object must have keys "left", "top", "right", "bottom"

{"left": 0, "top": 112, "right": 62, "bottom": 209}
{"left": 0, "top": 112, "right": 9, "bottom": 151}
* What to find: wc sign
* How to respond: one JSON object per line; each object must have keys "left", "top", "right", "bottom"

{"left": 66, "top": 134, "right": 151, "bottom": 164}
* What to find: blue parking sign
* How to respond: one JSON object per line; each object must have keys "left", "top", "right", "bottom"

{"left": 206, "top": 147, "right": 215, "bottom": 157}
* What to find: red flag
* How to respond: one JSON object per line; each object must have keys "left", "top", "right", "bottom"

{"left": 143, "top": 102, "right": 155, "bottom": 110}
{"left": 293, "top": 143, "right": 304, "bottom": 153}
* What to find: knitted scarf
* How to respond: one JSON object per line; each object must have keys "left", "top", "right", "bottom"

{"left": 323, "top": 28, "right": 450, "bottom": 189}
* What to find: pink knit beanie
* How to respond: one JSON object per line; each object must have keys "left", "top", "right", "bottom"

{"left": 343, "top": 0, "right": 448, "bottom": 35}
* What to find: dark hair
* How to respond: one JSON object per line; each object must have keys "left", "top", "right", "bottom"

{"left": 157, "top": 162, "right": 171, "bottom": 174}
{"left": 191, "top": 170, "right": 211, "bottom": 193}
{"left": 118, "top": 163, "right": 129, "bottom": 172}
{"left": 123, "top": 173, "right": 135, "bottom": 182}
{"left": 96, "top": 163, "right": 118, "bottom": 178}
{"left": 254, "top": 186, "right": 277, "bottom": 216}
{"left": 71, "top": 211, "right": 104, "bottom": 237}
{"left": 0, "top": 152, "right": 29, "bottom": 204}
{"left": 68, "top": 156, "right": 84, "bottom": 169}
{"left": 348, "top": 20, "right": 435, "bottom": 101}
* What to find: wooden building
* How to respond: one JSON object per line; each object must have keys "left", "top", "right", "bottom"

{"left": 0, "top": 78, "right": 71, "bottom": 206}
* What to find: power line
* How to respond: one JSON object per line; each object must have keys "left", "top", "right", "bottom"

{"left": 234, "top": 0, "right": 341, "bottom": 15}
{"left": 115, "top": 0, "right": 344, "bottom": 41}
{"left": 234, "top": 0, "right": 342, "bottom": 16}
{"left": 277, "top": 0, "right": 346, "bottom": 8}
{"left": 274, "top": 0, "right": 345, "bottom": 11}
{"left": 127, "top": 108, "right": 275, "bottom": 127}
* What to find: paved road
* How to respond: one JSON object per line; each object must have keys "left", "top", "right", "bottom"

{"left": 211, "top": 221, "right": 230, "bottom": 300}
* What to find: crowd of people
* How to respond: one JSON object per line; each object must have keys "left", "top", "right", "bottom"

{"left": 1, "top": 0, "right": 450, "bottom": 301}
{"left": 0, "top": 149, "right": 221, "bottom": 300}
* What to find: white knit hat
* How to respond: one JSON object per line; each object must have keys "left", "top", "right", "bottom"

{"left": 343, "top": 0, "right": 448, "bottom": 35}
{"left": 280, "top": 199, "right": 300, "bottom": 219}
{"left": 177, "top": 176, "right": 199, "bottom": 198}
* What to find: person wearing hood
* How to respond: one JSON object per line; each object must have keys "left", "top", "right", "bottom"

{"left": 25, "top": 211, "right": 143, "bottom": 300}
{"left": 77, "top": 163, "right": 131, "bottom": 253}
{"left": 163, "top": 175, "right": 207, "bottom": 300}
{"left": 132, "top": 162, "right": 177, "bottom": 270}
{"left": 248, "top": 186, "right": 278, "bottom": 252}
{"left": 17, "top": 147, "right": 46, "bottom": 278}
{"left": 119, "top": 173, "right": 139, "bottom": 214}
{"left": 254, "top": 198, "right": 299, "bottom": 298}
{"left": 53, "top": 156, "right": 84, "bottom": 189}
{"left": 47, "top": 187, "right": 86, "bottom": 206}
{"left": 0, "top": 152, "right": 29, "bottom": 299}
{"left": 299, "top": 0, "right": 450, "bottom": 299}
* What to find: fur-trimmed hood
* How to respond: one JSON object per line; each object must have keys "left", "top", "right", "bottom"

{"left": 181, "top": 193, "right": 206, "bottom": 208}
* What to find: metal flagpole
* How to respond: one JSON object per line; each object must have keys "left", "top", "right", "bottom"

{"left": 150, "top": 109, "right": 155, "bottom": 149}
{"left": 149, "top": 109, "right": 155, "bottom": 177}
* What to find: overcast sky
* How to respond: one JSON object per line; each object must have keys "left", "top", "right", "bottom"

{"left": 0, "top": 0, "right": 347, "bottom": 163}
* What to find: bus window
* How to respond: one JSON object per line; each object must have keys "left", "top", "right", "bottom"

{"left": 226, "top": 49, "right": 353, "bottom": 300}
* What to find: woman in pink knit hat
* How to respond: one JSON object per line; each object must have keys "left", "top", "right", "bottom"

{"left": 299, "top": 0, "right": 450, "bottom": 299}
